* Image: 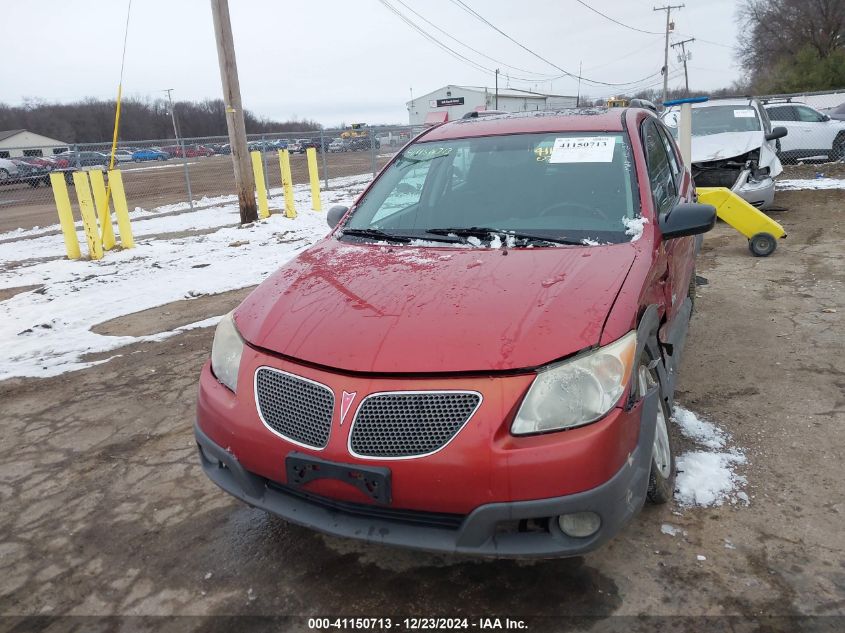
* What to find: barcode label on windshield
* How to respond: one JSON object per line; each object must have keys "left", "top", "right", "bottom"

{"left": 549, "top": 137, "right": 615, "bottom": 163}
{"left": 734, "top": 109, "right": 756, "bottom": 118}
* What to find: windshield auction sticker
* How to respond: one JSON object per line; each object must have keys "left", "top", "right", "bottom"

{"left": 549, "top": 136, "right": 615, "bottom": 163}
{"left": 733, "top": 109, "right": 756, "bottom": 118}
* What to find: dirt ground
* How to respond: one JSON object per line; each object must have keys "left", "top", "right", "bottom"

{"left": 0, "top": 187, "right": 843, "bottom": 631}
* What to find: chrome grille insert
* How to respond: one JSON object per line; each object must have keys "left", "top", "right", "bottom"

{"left": 254, "top": 368, "right": 334, "bottom": 449}
{"left": 348, "top": 391, "right": 482, "bottom": 459}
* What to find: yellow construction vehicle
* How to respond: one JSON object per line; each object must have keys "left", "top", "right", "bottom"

{"left": 606, "top": 97, "right": 629, "bottom": 108}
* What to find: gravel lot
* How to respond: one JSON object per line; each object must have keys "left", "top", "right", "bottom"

{"left": 0, "top": 185, "right": 842, "bottom": 631}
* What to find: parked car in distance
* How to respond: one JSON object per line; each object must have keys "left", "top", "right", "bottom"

{"left": 131, "top": 148, "right": 169, "bottom": 162}
{"left": 53, "top": 151, "right": 111, "bottom": 168}
{"left": 195, "top": 108, "right": 717, "bottom": 557}
{"left": 825, "top": 102, "right": 845, "bottom": 122}
{"left": 347, "top": 135, "right": 380, "bottom": 151}
{"left": 0, "top": 157, "right": 20, "bottom": 184}
{"left": 108, "top": 150, "right": 135, "bottom": 163}
{"left": 764, "top": 100, "right": 845, "bottom": 162}
{"left": 161, "top": 144, "right": 214, "bottom": 158}
{"left": 328, "top": 138, "right": 349, "bottom": 152}
{"left": 663, "top": 98, "right": 787, "bottom": 209}
{"left": 10, "top": 159, "right": 50, "bottom": 186}
{"left": 286, "top": 140, "right": 303, "bottom": 154}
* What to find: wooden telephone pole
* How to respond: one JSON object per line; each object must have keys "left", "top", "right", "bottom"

{"left": 210, "top": 0, "right": 257, "bottom": 224}
{"left": 654, "top": 4, "right": 684, "bottom": 104}
{"left": 671, "top": 38, "right": 695, "bottom": 96}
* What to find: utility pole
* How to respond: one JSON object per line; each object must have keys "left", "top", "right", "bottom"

{"left": 576, "top": 60, "right": 583, "bottom": 107}
{"left": 210, "top": 0, "right": 257, "bottom": 224}
{"left": 163, "top": 88, "right": 194, "bottom": 211}
{"left": 495, "top": 68, "right": 499, "bottom": 109}
{"left": 654, "top": 4, "right": 684, "bottom": 104}
{"left": 671, "top": 38, "right": 695, "bottom": 96}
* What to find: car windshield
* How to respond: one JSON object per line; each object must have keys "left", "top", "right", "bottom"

{"left": 665, "top": 105, "right": 761, "bottom": 136}
{"left": 343, "top": 132, "right": 638, "bottom": 244}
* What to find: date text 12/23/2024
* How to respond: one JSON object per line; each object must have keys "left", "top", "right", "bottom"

{"left": 307, "top": 617, "right": 529, "bottom": 630}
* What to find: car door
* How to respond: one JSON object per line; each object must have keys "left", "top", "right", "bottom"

{"left": 766, "top": 105, "right": 800, "bottom": 152}
{"left": 793, "top": 105, "right": 837, "bottom": 154}
{"left": 642, "top": 118, "right": 686, "bottom": 324}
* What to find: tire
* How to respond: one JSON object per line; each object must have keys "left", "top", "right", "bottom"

{"left": 158, "top": 155, "right": 166, "bottom": 161}
{"left": 28, "top": 179, "right": 39, "bottom": 188}
{"left": 638, "top": 355, "right": 675, "bottom": 505}
{"left": 832, "top": 133, "right": 845, "bottom": 161}
{"left": 134, "top": 158, "right": 141, "bottom": 163}
{"left": 748, "top": 232, "right": 777, "bottom": 257}
{"left": 0, "top": 168, "right": 9, "bottom": 182}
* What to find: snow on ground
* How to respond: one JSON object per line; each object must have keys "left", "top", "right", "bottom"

{"left": 776, "top": 177, "right": 845, "bottom": 191}
{"left": 672, "top": 405, "right": 748, "bottom": 508}
{"left": 0, "top": 175, "right": 370, "bottom": 381}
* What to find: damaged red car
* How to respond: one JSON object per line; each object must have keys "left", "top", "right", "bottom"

{"left": 195, "top": 108, "right": 716, "bottom": 557}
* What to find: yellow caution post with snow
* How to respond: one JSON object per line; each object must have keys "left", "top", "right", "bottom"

{"left": 88, "top": 169, "right": 117, "bottom": 250}
{"left": 697, "top": 186, "right": 786, "bottom": 257}
{"left": 278, "top": 149, "right": 297, "bottom": 219}
{"left": 50, "top": 173, "right": 82, "bottom": 260}
{"left": 306, "top": 147, "right": 322, "bottom": 211}
{"left": 250, "top": 150, "right": 270, "bottom": 219}
{"left": 72, "top": 171, "right": 104, "bottom": 261}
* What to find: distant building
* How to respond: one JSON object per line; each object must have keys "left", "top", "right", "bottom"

{"left": 407, "top": 85, "right": 578, "bottom": 126}
{"left": 0, "top": 130, "right": 69, "bottom": 158}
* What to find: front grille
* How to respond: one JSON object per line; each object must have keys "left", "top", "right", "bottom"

{"left": 267, "top": 481, "right": 465, "bottom": 530}
{"left": 349, "top": 392, "right": 481, "bottom": 458}
{"left": 255, "top": 368, "right": 334, "bottom": 449}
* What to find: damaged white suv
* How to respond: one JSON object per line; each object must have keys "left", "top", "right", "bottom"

{"left": 663, "top": 98, "right": 787, "bottom": 209}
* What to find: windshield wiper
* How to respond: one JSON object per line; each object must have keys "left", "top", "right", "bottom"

{"left": 426, "top": 227, "right": 582, "bottom": 246}
{"left": 340, "top": 228, "right": 413, "bottom": 243}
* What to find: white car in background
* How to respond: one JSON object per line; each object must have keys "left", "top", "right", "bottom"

{"left": 763, "top": 100, "right": 845, "bottom": 162}
{"left": 0, "top": 157, "right": 20, "bottom": 183}
{"left": 663, "top": 98, "right": 787, "bottom": 209}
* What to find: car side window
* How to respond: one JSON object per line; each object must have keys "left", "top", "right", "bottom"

{"left": 756, "top": 103, "right": 772, "bottom": 133}
{"left": 656, "top": 124, "right": 682, "bottom": 187}
{"left": 796, "top": 106, "right": 825, "bottom": 123}
{"left": 766, "top": 106, "right": 794, "bottom": 122}
{"left": 642, "top": 120, "right": 676, "bottom": 215}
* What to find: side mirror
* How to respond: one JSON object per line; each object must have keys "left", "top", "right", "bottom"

{"left": 765, "top": 126, "right": 788, "bottom": 141}
{"left": 821, "top": 114, "right": 831, "bottom": 122}
{"left": 327, "top": 205, "right": 348, "bottom": 229}
{"left": 660, "top": 203, "right": 716, "bottom": 240}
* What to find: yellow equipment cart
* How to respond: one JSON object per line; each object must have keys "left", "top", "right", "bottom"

{"left": 696, "top": 187, "right": 787, "bottom": 257}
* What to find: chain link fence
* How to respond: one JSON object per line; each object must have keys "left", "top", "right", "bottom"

{"left": 0, "top": 125, "right": 421, "bottom": 232}
{"left": 2, "top": 90, "right": 844, "bottom": 232}
{"left": 757, "top": 90, "right": 845, "bottom": 165}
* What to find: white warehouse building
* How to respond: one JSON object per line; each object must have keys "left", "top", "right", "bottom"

{"left": 407, "top": 85, "right": 578, "bottom": 126}
{"left": 0, "top": 129, "right": 69, "bottom": 158}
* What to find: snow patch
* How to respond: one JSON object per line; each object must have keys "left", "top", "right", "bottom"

{"left": 672, "top": 406, "right": 749, "bottom": 508}
{"left": 776, "top": 178, "right": 845, "bottom": 191}
{"left": 622, "top": 216, "right": 648, "bottom": 242}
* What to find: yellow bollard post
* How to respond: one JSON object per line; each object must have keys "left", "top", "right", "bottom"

{"left": 107, "top": 169, "right": 135, "bottom": 249}
{"left": 71, "top": 171, "right": 104, "bottom": 261}
{"left": 250, "top": 150, "right": 270, "bottom": 219}
{"left": 278, "top": 149, "right": 297, "bottom": 218}
{"left": 306, "top": 147, "right": 322, "bottom": 211}
{"left": 88, "top": 170, "right": 116, "bottom": 250}
{"left": 49, "top": 172, "right": 81, "bottom": 260}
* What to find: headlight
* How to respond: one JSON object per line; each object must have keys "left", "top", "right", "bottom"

{"left": 211, "top": 312, "right": 244, "bottom": 392}
{"left": 511, "top": 331, "right": 637, "bottom": 435}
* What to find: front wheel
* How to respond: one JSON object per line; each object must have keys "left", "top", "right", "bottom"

{"left": 638, "top": 360, "right": 675, "bottom": 504}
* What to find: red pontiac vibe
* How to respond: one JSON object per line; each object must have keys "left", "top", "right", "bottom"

{"left": 195, "top": 108, "right": 716, "bottom": 557}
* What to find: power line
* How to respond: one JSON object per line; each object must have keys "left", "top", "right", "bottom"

{"left": 446, "top": 0, "right": 662, "bottom": 87}
{"left": 376, "top": 0, "right": 543, "bottom": 83}
{"left": 573, "top": 0, "right": 663, "bottom": 36}
{"left": 391, "top": 0, "right": 558, "bottom": 79}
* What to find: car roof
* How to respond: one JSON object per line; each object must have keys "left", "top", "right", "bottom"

{"left": 421, "top": 108, "right": 628, "bottom": 141}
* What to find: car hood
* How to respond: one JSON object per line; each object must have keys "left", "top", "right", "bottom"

{"left": 235, "top": 238, "right": 637, "bottom": 374}
{"left": 691, "top": 131, "right": 764, "bottom": 163}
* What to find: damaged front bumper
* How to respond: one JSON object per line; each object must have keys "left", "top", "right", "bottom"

{"left": 731, "top": 168, "right": 775, "bottom": 209}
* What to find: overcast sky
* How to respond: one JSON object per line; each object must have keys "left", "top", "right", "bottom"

{"left": 1, "top": 0, "right": 742, "bottom": 126}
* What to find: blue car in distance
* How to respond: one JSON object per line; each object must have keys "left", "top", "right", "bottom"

{"left": 131, "top": 148, "right": 169, "bottom": 162}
